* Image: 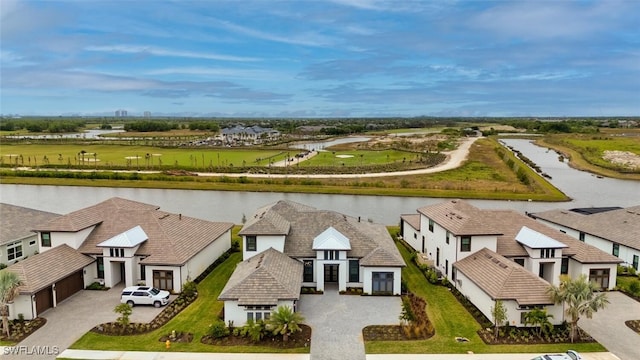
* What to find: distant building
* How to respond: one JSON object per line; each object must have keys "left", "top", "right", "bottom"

{"left": 115, "top": 109, "right": 128, "bottom": 117}
{"left": 143, "top": 111, "right": 151, "bottom": 118}
{"left": 221, "top": 125, "right": 281, "bottom": 144}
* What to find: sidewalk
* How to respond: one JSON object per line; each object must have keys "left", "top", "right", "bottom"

{"left": 54, "top": 350, "right": 621, "bottom": 360}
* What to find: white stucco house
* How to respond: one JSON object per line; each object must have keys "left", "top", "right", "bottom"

{"left": 400, "top": 200, "right": 621, "bottom": 327}
{"left": 0, "top": 203, "right": 59, "bottom": 266}
{"left": 4, "top": 197, "right": 233, "bottom": 320}
{"left": 529, "top": 206, "right": 640, "bottom": 271}
{"left": 220, "top": 200, "right": 405, "bottom": 326}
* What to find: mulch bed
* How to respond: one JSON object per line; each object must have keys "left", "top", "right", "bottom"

{"left": 477, "top": 327, "right": 596, "bottom": 345}
{"left": 0, "top": 317, "right": 47, "bottom": 343}
{"left": 363, "top": 325, "right": 433, "bottom": 341}
{"left": 201, "top": 324, "right": 311, "bottom": 349}
{"left": 159, "top": 331, "right": 194, "bottom": 343}
{"left": 625, "top": 320, "right": 640, "bottom": 334}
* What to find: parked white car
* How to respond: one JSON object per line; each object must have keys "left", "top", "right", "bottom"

{"left": 531, "top": 350, "right": 582, "bottom": 360}
{"left": 121, "top": 286, "right": 170, "bottom": 307}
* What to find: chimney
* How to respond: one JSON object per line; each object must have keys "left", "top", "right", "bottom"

{"left": 179, "top": 214, "right": 182, "bottom": 220}
{"left": 358, "top": 216, "right": 361, "bottom": 222}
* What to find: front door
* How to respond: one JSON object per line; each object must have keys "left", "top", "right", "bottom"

{"left": 324, "top": 264, "right": 338, "bottom": 283}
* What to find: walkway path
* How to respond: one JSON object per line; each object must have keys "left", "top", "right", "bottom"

{"left": 578, "top": 291, "right": 640, "bottom": 360}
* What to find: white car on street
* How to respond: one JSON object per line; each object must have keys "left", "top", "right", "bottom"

{"left": 531, "top": 350, "right": 582, "bottom": 360}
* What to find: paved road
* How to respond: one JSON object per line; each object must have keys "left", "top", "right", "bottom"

{"left": 4, "top": 284, "right": 166, "bottom": 360}
{"left": 299, "top": 284, "right": 402, "bottom": 360}
{"left": 579, "top": 291, "right": 640, "bottom": 360}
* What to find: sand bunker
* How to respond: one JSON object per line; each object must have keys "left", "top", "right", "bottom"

{"left": 336, "top": 154, "right": 354, "bottom": 158}
{"left": 603, "top": 150, "right": 640, "bottom": 170}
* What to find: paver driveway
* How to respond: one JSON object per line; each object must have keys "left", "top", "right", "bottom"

{"left": 5, "top": 284, "right": 166, "bottom": 360}
{"left": 579, "top": 291, "right": 640, "bottom": 360}
{"left": 300, "top": 285, "right": 402, "bottom": 360}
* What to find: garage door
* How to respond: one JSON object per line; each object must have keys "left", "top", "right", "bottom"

{"left": 35, "top": 287, "right": 53, "bottom": 315}
{"left": 56, "top": 271, "right": 84, "bottom": 303}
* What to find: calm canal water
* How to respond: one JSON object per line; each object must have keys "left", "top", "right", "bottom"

{"left": 0, "top": 139, "right": 638, "bottom": 224}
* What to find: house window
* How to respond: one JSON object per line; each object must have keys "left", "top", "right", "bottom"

{"left": 445, "top": 232, "right": 450, "bottom": 244}
{"left": 561, "top": 258, "right": 569, "bottom": 274}
{"left": 324, "top": 250, "right": 339, "bottom": 260}
{"left": 579, "top": 232, "right": 585, "bottom": 242}
{"left": 541, "top": 248, "right": 556, "bottom": 258}
{"left": 246, "top": 236, "right": 257, "bottom": 251}
{"left": 559, "top": 229, "right": 566, "bottom": 233}
{"left": 436, "top": 247, "right": 440, "bottom": 267}
{"left": 303, "top": 260, "right": 314, "bottom": 282}
{"left": 445, "top": 260, "right": 449, "bottom": 277}
{"left": 349, "top": 260, "right": 359, "bottom": 282}
{"left": 633, "top": 255, "right": 639, "bottom": 271}
{"left": 612, "top": 243, "right": 620, "bottom": 257}
{"left": 140, "top": 265, "right": 146, "bottom": 280}
{"left": 589, "top": 268, "right": 610, "bottom": 290}
{"left": 428, "top": 219, "right": 434, "bottom": 232}
{"left": 460, "top": 236, "right": 471, "bottom": 252}
{"left": 247, "top": 312, "right": 254, "bottom": 322}
{"left": 29, "top": 239, "right": 37, "bottom": 247}
{"left": 97, "top": 257, "right": 104, "bottom": 278}
{"left": 413, "top": 233, "right": 417, "bottom": 239}
{"left": 7, "top": 241, "right": 23, "bottom": 261}
{"left": 514, "top": 258, "right": 525, "bottom": 267}
{"left": 110, "top": 248, "right": 125, "bottom": 257}
{"left": 41, "top": 232, "right": 51, "bottom": 247}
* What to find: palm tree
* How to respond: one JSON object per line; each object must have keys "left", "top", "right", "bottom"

{"left": 546, "top": 274, "right": 609, "bottom": 342}
{"left": 523, "top": 308, "right": 554, "bottom": 338}
{"left": 0, "top": 271, "right": 23, "bottom": 337}
{"left": 267, "top": 305, "right": 304, "bottom": 342}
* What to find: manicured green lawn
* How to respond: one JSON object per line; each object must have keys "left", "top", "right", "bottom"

{"left": 365, "top": 232, "right": 607, "bottom": 354}
{"left": 70, "top": 227, "right": 308, "bottom": 353}
{"left": 300, "top": 149, "right": 418, "bottom": 167}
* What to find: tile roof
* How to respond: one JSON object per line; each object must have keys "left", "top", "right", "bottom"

{"left": 417, "top": 200, "right": 502, "bottom": 236}
{"left": 34, "top": 197, "right": 234, "bottom": 266}
{"left": 400, "top": 214, "right": 421, "bottom": 230}
{"left": 454, "top": 248, "right": 554, "bottom": 306}
{"left": 530, "top": 206, "right": 640, "bottom": 251}
{"left": 240, "top": 200, "right": 404, "bottom": 267}
{"left": 0, "top": 203, "right": 60, "bottom": 246}
{"left": 218, "top": 247, "right": 302, "bottom": 305}
{"left": 5, "top": 244, "right": 95, "bottom": 294}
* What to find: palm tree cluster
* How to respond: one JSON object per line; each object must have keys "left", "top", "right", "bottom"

{"left": 0, "top": 271, "right": 23, "bottom": 337}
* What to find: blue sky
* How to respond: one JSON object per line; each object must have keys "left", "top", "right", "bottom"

{"left": 1, "top": 0, "right": 639, "bottom": 117}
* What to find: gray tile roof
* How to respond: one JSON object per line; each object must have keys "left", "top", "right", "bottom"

{"left": 5, "top": 244, "right": 95, "bottom": 294}
{"left": 454, "top": 248, "right": 554, "bottom": 306}
{"left": 218, "top": 247, "right": 302, "bottom": 305}
{"left": 240, "top": 200, "right": 405, "bottom": 267}
{"left": 34, "top": 197, "right": 234, "bottom": 266}
{"left": 0, "top": 203, "right": 60, "bottom": 246}
{"left": 400, "top": 214, "right": 421, "bottom": 230}
{"left": 417, "top": 200, "right": 503, "bottom": 236}
{"left": 530, "top": 206, "right": 640, "bottom": 252}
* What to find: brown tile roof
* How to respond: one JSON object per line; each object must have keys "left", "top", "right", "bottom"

{"left": 34, "top": 197, "right": 234, "bottom": 266}
{"left": 241, "top": 200, "right": 404, "bottom": 267}
{"left": 417, "top": 200, "right": 502, "bottom": 236}
{"left": 531, "top": 206, "right": 640, "bottom": 252}
{"left": 5, "top": 244, "right": 95, "bottom": 294}
{"left": 0, "top": 203, "right": 60, "bottom": 246}
{"left": 239, "top": 202, "right": 291, "bottom": 235}
{"left": 218, "top": 247, "right": 302, "bottom": 305}
{"left": 400, "top": 214, "right": 421, "bottom": 230}
{"left": 454, "top": 248, "right": 554, "bottom": 306}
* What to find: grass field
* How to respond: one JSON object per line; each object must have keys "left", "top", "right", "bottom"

{"left": 364, "top": 231, "right": 607, "bottom": 354}
{"left": 300, "top": 149, "right": 421, "bottom": 167}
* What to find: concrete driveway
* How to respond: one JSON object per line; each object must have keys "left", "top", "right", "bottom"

{"left": 5, "top": 284, "right": 167, "bottom": 360}
{"left": 579, "top": 291, "right": 640, "bottom": 360}
{"left": 300, "top": 285, "right": 401, "bottom": 360}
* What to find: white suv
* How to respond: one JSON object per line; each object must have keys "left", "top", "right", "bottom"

{"left": 121, "top": 286, "right": 170, "bottom": 307}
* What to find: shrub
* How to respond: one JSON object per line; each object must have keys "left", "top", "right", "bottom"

{"left": 114, "top": 303, "right": 132, "bottom": 327}
{"left": 182, "top": 281, "right": 197, "bottom": 298}
{"left": 208, "top": 320, "right": 229, "bottom": 339}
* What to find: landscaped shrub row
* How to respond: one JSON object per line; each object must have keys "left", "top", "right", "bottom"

{"left": 477, "top": 323, "right": 595, "bottom": 345}
{"left": 0, "top": 317, "right": 47, "bottom": 342}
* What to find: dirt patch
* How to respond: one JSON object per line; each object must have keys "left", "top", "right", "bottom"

{"left": 602, "top": 150, "right": 640, "bottom": 170}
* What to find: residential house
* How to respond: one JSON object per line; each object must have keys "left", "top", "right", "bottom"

{"left": 401, "top": 200, "right": 621, "bottom": 327}
{"left": 0, "top": 203, "right": 60, "bottom": 266}
{"left": 529, "top": 206, "right": 640, "bottom": 271}
{"left": 4, "top": 197, "right": 233, "bottom": 319}
{"left": 221, "top": 125, "right": 281, "bottom": 144}
{"left": 220, "top": 200, "right": 405, "bottom": 326}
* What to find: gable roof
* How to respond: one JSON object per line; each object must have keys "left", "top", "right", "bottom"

{"left": 218, "top": 248, "right": 302, "bottom": 305}
{"left": 5, "top": 244, "right": 95, "bottom": 294}
{"left": 98, "top": 225, "right": 148, "bottom": 248}
{"left": 312, "top": 227, "right": 351, "bottom": 250}
{"left": 240, "top": 200, "right": 404, "bottom": 267}
{"left": 530, "top": 206, "right": 640, "bottom": 251}
{"left": 0, "top": 203, "right": 60, "bottom": 246}
{"left": 454, "top": 248, "right": 554, "bottom": 306}
{"left": 417, "top": 200, "right": 502, "bottom": 236}
{"left": 34, "top": 197, "right": 234, "bottom": 266}
{"left": 515, "top": 226, "right": 568, "bottom": 249}
{"left": 400, "top": 214, "right": 421, "bottom": 231}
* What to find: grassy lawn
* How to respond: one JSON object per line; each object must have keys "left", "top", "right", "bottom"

{"left": 70, "top": 227, "right": 308, "bottom": 354}
{"left": 365, "top": 230, "right": 607, "bottom": 354}
{"left": 300, "top": 149, "right": 419, "bottom": 167}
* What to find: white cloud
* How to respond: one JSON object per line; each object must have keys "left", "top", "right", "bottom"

{"left": 84, "top": 45, "right": 260, "bottom": 62}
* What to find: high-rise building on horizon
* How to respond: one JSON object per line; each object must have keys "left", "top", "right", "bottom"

{"left": 115, "top": 109, "right": 128, "bottom": 117}
{"left": 143, "top": 111, "right": 151, "bottom": 118}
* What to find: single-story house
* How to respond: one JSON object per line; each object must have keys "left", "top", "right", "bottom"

{"left": 237, "top": 200, "right": 405, "bottom": 295}
{"left": 401, "top": 200, "right": 621, "bottom": 327}
{"left": 4, "top": 197, "right": 233, "bottom": 319}
{"left": 0, "top": 203, "right": 60, "bottom": 266}
{"left": 529, "top": 206, "right": 640, "bottom": 271}
{"left": 219, "top": 247, "right": 303, "bottom": 326}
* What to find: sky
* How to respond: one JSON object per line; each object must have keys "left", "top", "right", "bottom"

{"left": 1, "top": 0, "right": 639, "bottom": 118}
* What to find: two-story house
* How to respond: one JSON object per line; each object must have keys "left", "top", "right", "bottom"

{"left": 219, "top": 200, "right": 405, "bottom": 326}
{"left": 401, "top": 200, "right": 621, "bottom": 327}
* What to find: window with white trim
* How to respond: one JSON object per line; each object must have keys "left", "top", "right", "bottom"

{"left": 7, "top": 241, "right": 23, "bottom": 261}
